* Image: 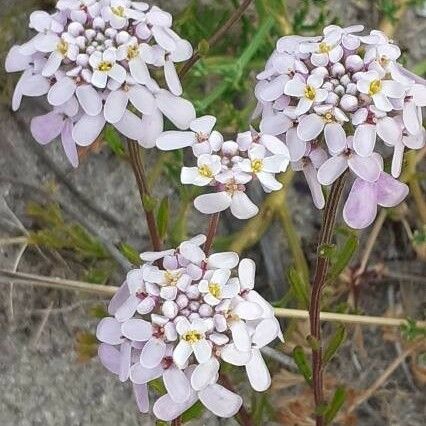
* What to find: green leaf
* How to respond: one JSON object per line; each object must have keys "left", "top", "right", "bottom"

{"left": 181, "top": 401, "right": 204, "bottom": 423}
{"left": 119, "top": 243, "right": 142, "bottom": 266}
{"left": 306, "top": 335, "right": 320, "bottom": 351}
{"left": 324, "top": 325, "right": 347, "bottom": 364}
{"left": 157, "top": 197, "right": 169, "bottom": 239}
{"left": 318, "top": 243, "right": 336, "bottom": 259}
{"left": 329, "top": 234, "right": 358, "bottom": 280}
{"left": 198, "top": 39, "right": 210, "bottom": 56}
{"left": 324, "top": 386, "right": 346, "bottom": 425}
{"left": 293, "top": 346, "right": 312, "bottom": 384}
{"left": 288, "top": 266, "right": 310, "bottom": 309}
{"left": 104, "top": 125, "right": 125, "bottom": 156}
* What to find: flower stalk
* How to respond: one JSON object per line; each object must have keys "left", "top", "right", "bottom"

{"left": 309, "top": 173, "right": 348, "bottom": 426}
{"left": 127, "top": 140, "right": 163, "bottom": 252}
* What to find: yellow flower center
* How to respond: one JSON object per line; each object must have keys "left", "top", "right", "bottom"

{"left": 111, "top": 6, "right": 125, "bottom": 17}
{"left": 198, "top": 164, "right": 213, "bottom": 178}
{"left": 319, "top": 42, "right": 331, "bottom": 54}
{"left": 57, "top": 40, "right": 69, "bottom": 56}
{"left": 127, "top": 44, "right": 139, "bottom": 60}
{"left": 323, "top": 112, "right": 334, "bottom": 123}
{"left": 251, "top": 159, "right": 263, "bottom": 173}
{"left": 208, "top": 282, "right": 221, "bottom": 298}
{"left": 368, "top": 80, "right": 382, "bottom": 96}
{"left": 98, "top": 61, "right": 113, "bottom": 72}
{"left": 182, "top": 330, "right": 203, "bottom": 344}
{"left": 304, "top": 85, "right": 317, "bottom": 101}
{"left": 165, "top": 271, "right": 181, "bottom": 285}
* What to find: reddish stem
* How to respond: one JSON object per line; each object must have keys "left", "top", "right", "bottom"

{"left": 127, "top": 140, "right": 163, "bottom": 252}
{"left": 309, "top": 174, "right": 347, "bottom": 426}
{"left": 203, "top": 212, "right": 221, "bottom": 255}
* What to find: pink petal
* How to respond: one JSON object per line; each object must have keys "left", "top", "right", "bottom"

{"left": 119, "top": 340, "right": 132, "bottom": 382}
{"left": 348, "top": 154, "right": 381, "bottom": 182}
{"left": 260, "top": 113, "right": 292, "bottom": 136}
{"left": 133, "top": 383, "right": 149, "bottom": 413}
{"left": 108, "top": 282, "right": 130, "bottom": 315}
{"left": 30, "top": 112, "right": 64, "bottom": 145}
{"left": 303, "top": 163, "right": 325, "bottom": 209}
{"left": 140, "top": 338, "right": 166, "bottom": 369}
{"left": 61, "top": 120, "right": 79, "bottom": 168}
{"left": 130, "top": 363, "right": 163, "bottom": 384}
{"left": 375, "top": 173, "right": 409, "bottom": 208}
{"left": 324, "top": 123, "right": 346, "bottom": 154}
{"left": 76, "top": 85, "right": 103, "bottom": 116}
{"left": 343, "top": 179, "right": 378, "bottom": 229}
{"left": 153, "top": 392, "right": 198, "bottom": 422}
{"left": 47, "top": 77, "right": 76, "bottom": 106}
{"left": 353, "top": 124, "right": 376, "bottom": 157}
{"left": 377, "top": 117, "right": 402, "bottom": 144}
{"left": 121, "top": 319, "right": 152, "bottom": 342}
{"left": 96, "top": 317, "right": 123, "bottom": 345}
{"left": 98, "top": 343, "right": 121, "bottom": 375}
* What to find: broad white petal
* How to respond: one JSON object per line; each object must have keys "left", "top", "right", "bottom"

{"left": 104, "top": 90, "right": 128, "bottom": 124}
{"left": 72, "top": 113, "right": 105, "bottom": 146}
{"left": 198, "top": 384, "right": 242, "bottom": 418}
{"left": 140, "top": 338, "right": 166, "bottom": 369}
{"left": 157, "top": 131, "right": 196, "bottom": 150}
{"left": 191, "top": 357, "right": 220, "bottom": 391}
{"left": 246, "top": 349, "right": 271, "bottom": 392}
{"left": 156, "top": 90, "right": 196, "bottom": 130}
{"left": 194, "top": 192, "right": 232, "bottom": 215}
{"left": 163, "top": 366, "right": 191, "bottom": 404}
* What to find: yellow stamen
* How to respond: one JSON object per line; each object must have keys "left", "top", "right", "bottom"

{"left": 98, "top": 61, "right": 113, "bottom": 72}
{"left": 57, "top": 40, "right": 69, "bottom": 56}
{"left": 304, "top": 85, "right": 317, "bottom": 101}
{"left": 251, "top": 159, "right": 263, "bottom": 174}
{"left": 323, "top": 112, "right": 334, "bottom": 123}
{"left": 111, "top": 6, "right": 125, "bottom": 17}
{"left": 182, "top": 330, "right": 203, "bottom": 343}
{"left": 208, "top": 282, "right": 221, "bottom": 298}
{"left": 224, "top": 180, "right": 239, "bottom": 195}
{"left": 368, "top": 80, "right": 382, "bottom": 96}
{"left": 127, "top": 44, "right": 139, "bottom": 60}
{"left": 164, "top": 271, "right": 181, "bottom": 285}
{"left": 198, "top": 165, "right": 213, "bottom": 178}
{"left": 319, "top": 42, "right": 331, "bottom": 54}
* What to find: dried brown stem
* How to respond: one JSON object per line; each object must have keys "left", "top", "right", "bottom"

{"left": 179, "top": 0, "right": 254, "bottom": 79}
{"left": 127, "top": 140, "right": 163, "bottom": 252}
{"left": 309, "top": 174, "right": 348, "bottom": 426}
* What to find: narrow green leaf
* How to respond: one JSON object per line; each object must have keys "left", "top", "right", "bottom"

{"left": 293, "top": 346, "right": 312, "bottom": 384}
{"left": 324, "top": 387, "right": 346, "bottom": 425}
{"left": 324, "top": 325, "right": 347, "bottom": 364}
{"left": 119, "top": 243, "right": 142, "bottom": 266}
{"left": 142, "top": 194, "right": 157, "bottom": 212}
{"left": 104, "top": 125, "right": 125, "bottom": 156}
{"left": 329, "top": 234, "right": 358, "bottom": 280}
{"left": 156, "top": 197, "right": 169, "bottom": 239}
{"left": 288, "top": 266, "right": 310, "bottom": 309}
{"left": 198, "top": 39, "right": 210, "bottom": 56}
{"left": 318, "top": 243, "right": 336, "bottom": 259}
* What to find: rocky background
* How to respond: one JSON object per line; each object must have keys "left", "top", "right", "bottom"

{"left": 0, "top": 1, "right": 425, "bottom": 425}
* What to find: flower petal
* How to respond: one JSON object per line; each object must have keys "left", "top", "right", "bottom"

{"left": 153, "top": 392, "right": 198, "bottom": 422}
{"left": 317, "top": 155, "right": 348, "bottom": 186}
{"left": 156, "top": 90, "right": 196, "bottom": 130}
{"left": 163, "top": 366, "right": 191, "bottom": 404}
{"left": 375, "top": 173, "right": 409, "bottom": 208}
{"left": 156, "top": 131, "right": 196, "bottom": 150}
{"left": 194, "top": 192, "right": 232, "bottom": 215}
{"left": 104, "top": 90, "right": 128, "bottom": 124}
{"left": 72, "top": 113, "right": 105, "bottom": 147}
{"left": 30, "top": 112, "right": 64, "bottom": 145}
{"left": 140, "top": 338, "right": 166, "bottom": 369}
{"left": 353, "top": 124, "right": 376, "bottom": 157}
{"left": 133, "top": 383, "right": 149, "bottom": 414}
{"left": 198, "top": 384, "right": 242, "bottom": 418}
{"left": 324, "top": 123, "right": 346, "bottom": 154}
{"left": 47, "top": 77, "right": 76, "bottom": 106}
{"left": 96, "top": 317, "right": 123, "bottom": 345}
{"left": 230, "top": 192, "right": 259, "bottom": 220}
{"left": 220, "top": 344, "right": 252, "bottom": 366}
{"left": 348, "top": 155, "right": 381, "bottom": 182}
{"left": 121, "top": 319, "right": 152, "bottom": 342}
{"left": 191, "top": 357, "right": 220, "bottom": 391}
{"left": 76, "top": 85, "right": 103, "bottom": 116}
{"left": 238, "top": 258, "right": 256, "bottom": 290}
{"left": 245, "top": 349, "right": 271, "bottom": 392}
{"left": 98, "top": 343, "right": 121, "bottom": 375}
{"left": 297, "top": 114, "right": 324, "bottom": 141}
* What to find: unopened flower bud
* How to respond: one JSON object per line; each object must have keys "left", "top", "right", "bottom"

{"left": 85, "top": 29, "right": 96, "bottom": 40}
{"left": 162, "top": 300, "right": 178, "bottom": 319}
{"left": 340, "top": 94, "right": 358, "bottom": 111}
{"left": 326, "top": 92, "right": 339, "bottom": 105}
{"left": 189, "top": 301, "right": 200, "bottom": 312}
{"left": 334, "top": 85, "right": 345, "bottom": 96}
{"left": 331, "top": 62, "right": 345, "bottom": 77}
{"left": 214, "top": 314, "right": 227, "bottom": 332}
{"left": 176, "top": 294, "right": 189, "bottom": 309}
{"left": 312, "top": 66, "right": 328, "bottom": 78}
{"left": 105, "top": 28, "right": 117, "bottom": 39}
{"left": 340, "top": 74, "right": 351, "bottom": 86}
{"left": 188, "top": 312, "right": 200, "bottom": 321}
{"left": 95, "top": 33, "right": 105, "bottom": 43}
{"left": 186, "top": 285, "right": 200, "bottom": 300}
{"left": 93, "top": 17, "right": 105, "bottom": 30}
{"left": 68, "top": 22, "right": 84, "bottom": 36}
{"left": 346, "top": 82, "right": 357, "bottom": 95}
{"left": 75, "top": 36, "right": 86, "bottom": 49}
{"left": 345, "top": 55, "right": 364, "bottom": 72}
{"left": 117, "top": 31, "right": 131, "bottom": 45}
{"left": 199, "top": 303, "right": 213, "bottom": 317}
{"left": 76, "top": 54, "right": 89, "bottom": 67}
{"left": 210, "top": 333, "right": 229, "bottom": 346}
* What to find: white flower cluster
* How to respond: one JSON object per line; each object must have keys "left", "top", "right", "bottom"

{"left": 97, "top": 235, "right": 282, "bottom": 421}
{"left": 254, "top": 25, "right": 426, "bottom": 229}
{"left": 5, "top": 0, "right": 196, "bottom": 167}
{"left": 156, "top": 116, "right": 291, "bottom": 220}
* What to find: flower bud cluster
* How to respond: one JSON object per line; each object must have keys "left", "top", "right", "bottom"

{"left": 255, "top": 25, "right": 426, "bottom": 229}
{"left": 97, "top": 235, "right": 282, "bottom": 421}
{"left": 6, "top": 0, "right": 196, "bottom": 167}
{"left": 156, "top": 116, "right": 291, "bottom": 219}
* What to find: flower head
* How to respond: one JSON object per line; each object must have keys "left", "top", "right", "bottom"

{"left": 97, "top": 236, "right": 282, "bottom": 420}
{"left": 255, "top": 25, "right": 425, "bottom": 228}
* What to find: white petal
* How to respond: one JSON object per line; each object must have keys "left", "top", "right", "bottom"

{"left": 114, "top": 110, "right": 143, "bottom": 140}
{"left": 164, "top": 59, "right": 182, "bottom": 96}
{"left": 61, "top": 120, "right": 79, "bottom": 168}
{"left": 253, "top": 318, "right": 281, "bottom": 348}
{"left": 173, "top": 340, "right": 193, "bottom": 368}
{"left": 115, "top": 295, "right": 140, "bottom": 322}
{"left": 238, "top": 258, "right": 256, "bottom": 290}
{"left": 403, "top": 101, "right": 421, "bottom": 136}
{"left": 108, "top": 63, "right": 127, "bottom": 84}
{"left": 207, "top": 252, "right": 239, "bottom": 269}
{"left": 377, "top": 117, "right": 402, "bottom": 144}
{"left": 153, "top": 392, "right": 198, "bottom": 422}
{"left": 317, "top": 155, "right": 348, "bottom": 186}
{"left": 140, "top": 107, "right": 164, "bottom": 148}
{"left": 245, "top": 349, "right": 271, "bottom": 392}
{"left": 98, "top": 343, "right": 121, "bottom": 375}
{"left": 128, "top": 85, "right": 155, "bottom": 115}
{"left": 284, "top": 78, "right": 306, "bottom": 97}
{"left": 191, "top": 115, "right": 217, "bottom": 134}
{"left": 91, "top": 70, "right": 108, "bottom": 89}
{"left": 230, "top": 320, "right": 251, "bottom": 352}
{"left": 297, "top": 114, "right": 324, "bottom": 141}
{"left": 104, "top": 90, "right": 128, "bottom": 123}
{"left": 260, "top": 113, "right": 292, "bottom": 136}
{"left": 96, "top": 317, "right": 123, "bottom": 345}
{"left": 156, "top": 90, "right": 196, "bottom": 130}
{"left": 348, "top": 155, "right": 382, "bottom": 182}
{"left": 234, "top": 301, "right": 263, "bottom": 320}
{"left": 119, "top": 340, "right": 132, "bottom": 382}
{"left": 156, "top": 131, "right": 196, "bottom": 150}
{"left": 353, "top": 124, "right": 376, "bottom": 157}
{"left": 324, "top": 123, "right": 346, "bottom": 154}
{"left": 130, "top": 363, "right": 163, "bottom": 384}
{"left": 193, "top": 339, "right": 212, "bottom": 364}
{"left": 20, "top": 74, "right": 50, "bottom": 96}
{"left": 47, "top": 77, "right": 76, "bottom": 106}
{"left": 194, "top": 192, "right": 232, "bottom": 215}
{"left": 221, "top": 344, "right": 252, "bottom": 366}
{"left": 133, "top": 383, "right": 149, "bottom": 413}
{"left": 129, "top": 58, "right": 151, "bottom": 85}
{"left": 163, "top": 366, "right": 191, "bottom": 404}
{"left": 140, "top": 338, "right": 166, "bottom": 369}
{"left": 72, "top": 113, "right": 105, "bottom": 146}
{"left": 76, "top": 85, "right": 103, "bottom": 116}
{"left": 121, "top": 319, "right": 152, "bottom": 342}
{"left": 191, "top": 357, "right": 220, "bottom": 391}
{"left": 230, "top": 192, "right": 259, "bottom": 220}
{"left": 198, "top": 384, "right": 242, "bottom": 418}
